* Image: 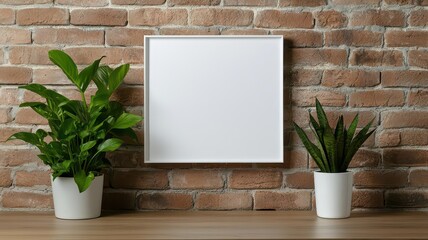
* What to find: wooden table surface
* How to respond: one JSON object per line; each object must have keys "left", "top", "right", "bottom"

{"left": 0, "top": 211, "right": 427, "bottom": 239}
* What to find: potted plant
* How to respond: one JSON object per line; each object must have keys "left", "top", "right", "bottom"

{"left": 293, "top": 99, "right": 375, "bottom": 219}
{"left": 8, "top": 50, "right": 142, "bottom": 219}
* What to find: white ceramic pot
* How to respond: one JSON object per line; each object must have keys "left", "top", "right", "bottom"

{"left": 314, "top": 171, "right": 353, "bottom": 219}
{"left": 51, "top": 175, "right": 104, "bottom": 220}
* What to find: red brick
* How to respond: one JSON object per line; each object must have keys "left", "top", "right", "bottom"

{"left": 195, "top": 192, "right": 252, "bottom": 210}
{"left": 102, "top": 191, "right": 136, "bottom": 210}
{"left": 409, "top": 170, "right": 428, "bottom": 187}
{"left": 381, "top": 70, "right": 428, "bottom": 87}
{"left": 349, "top": 149, "right": 381, "bottom": 168}
{"left": 229, "top": 170, "right": 282, "bottom": 189}
{"left": 0, "top": 8, "right": 14, "bottom": 24}
{"left": 290, "top": 69, "right": 322, "bottom": 86}
{"left": 0, "top": 108, "right": 11, "bottom": 124}
{"left": 316, "top": 10, "right": 347, "bottom": 28}
{"left": 351, "top": 10, "right": 404, "bottom": 27}
{"left": 325, "top": 30, "right": 382, "bottom": 47}
{"left": 0, "top": 168, "right": 12, "bottom": 187}
{"left": 9, "top": 46, "right": 54, "bottom": 65}
{"left": 350, "top": 90, "right": 405, "bottom": 107}
{"left": 0, "top": 67, "right": 32, "bottom": 84}
{"left": 384, "top": 0, "right": 414, "bottom": 4}
{"left": 71, "top": 9, "right": 127, "bottom": 26}
{"left": 123, "top": 68, "right": 144, "bottom": 85}
{"left": 15, "top": 171, "right": 51, "bottom": 187}
{"left": 282, "top": 148, "right": 308, "bottom": 169}
{"left": 56, "top": 0, "right": 108, "bottom": 6}
{"left": 286, "top": 172, "right": 313, "bottom": 189}
{"left": 112, "top": 0, "right": 166, "bottom": 5}
{"left": 17, "top": 8, "right": 68, "bottom": 26}
{"left": 162, "top": 28, "right": 220, "bottom": 35}
{"left": 273, "top": 30, "right": 322, "bottom": 47}
{"left": 15, "top": 108, "right": 48, "bottom": 125}
{"left": 106, "top": 151, "right": 140, "bottom": 168}
{"left": 0, "top": 0, "right": 52, "bottom": 3}
{"left": 332, "top": 0, "right": 380, "bottom": 4}
{"left": 350, "top": 49, "right": 404, "bottom": 67}
{"left": 354, "top": 170, "right": 408, "bottom": 188}
{"left": 322, "top": 70, "right": 380, "bottom": 87}
{"left": 225, "top": 0, "right": 276, "bottom": 6}
{"left": 384, "top": 149, "right": 428, "bottom": 167}
{"left": 382, "top": 111, "right": 428, "bottom": 128}
{"left": 34, "top": 28, "right": 104, "bottom": 45}
{"left": 139, "top": 192, "right": 193, "bottom": 210}
{"left": 280, "top": 0, "right": 326, "bottom": 6}
{"left": 64, "top": 47, "right": 144, "bottom": 65}
{"left": 409, "top": 50, "right": 428, "bottom": 69}
{"left": 0, "top": 127, "right": 32, "bottom": 145}
{"left": 408, "top": 90, "right": 428, "bottom": 106}
{"left": 32, "top": 68, "right": 72, "bottom": 85}
{"left": 254, "top": 191, "right": 311, "bottom": 210}
{"left": 386, "top": 191, "right": 428, "bottom": 208}
{"left": 0, "top": 149, "right": 40, "bottom": 167}
{"left": 191, "top": 9, "right": 253, "bottom": 27}
{"left": 326, "top": 110, "right": 378, "bottom": 128}
{"left": 400, "top": 129, "right": 428, "bottom": 146}
{"left": 2, "top": 191, "right": 53, "bottom": 208}
{"left": 255, "top": 11, "right": 314, "bottom": 29}
{"left": 409, "top": 9, "right": 428, "bottom": 26}
{"left": 292, "top": 89, "right": 346, "bottom": 107}
{"left": 378, "top": 130, "right": 400, "bottom": 147}
{"left": 106, "top": 28, "right": 154, "bottom": 46}
{"left": 111, "top": 170, "right": 168, "bottom": 189}
{"left": 353, "top": 190, "right": 384, "bottom": 208}
{"left": 0, "top": 27, "right": 30, "bottom": 44}
{"left": 385, "top": 31, "right": 428, "bottom": 47}
{"left": 292, "top": 48, "right": 347, "bottom": 66}
{"left": 171, "top": 170, "right": 223, "bottom": 189}
{"left": 129, "top": 9, "right": 187, "bottom": 26}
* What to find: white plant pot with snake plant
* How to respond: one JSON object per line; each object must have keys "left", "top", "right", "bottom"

{"left": 8, "top": 50, "right": 143, "bottom": 219}
{"left": 294, "top": 99, "right": 376, "bottom": 219}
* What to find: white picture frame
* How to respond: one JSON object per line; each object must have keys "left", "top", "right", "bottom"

{"left": 144, "top": 36, "right": 283, "bottom": 163}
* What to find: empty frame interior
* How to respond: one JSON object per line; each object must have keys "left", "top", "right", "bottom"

{"left": 144, "top": 36, "right": 283, "bottom": 163}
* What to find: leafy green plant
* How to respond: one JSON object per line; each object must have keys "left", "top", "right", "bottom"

{"left": 293, "top": 99, "right": 375, "bottom": 173}
{"left": 8, "top": 50, "right": 142, "bottom": 192}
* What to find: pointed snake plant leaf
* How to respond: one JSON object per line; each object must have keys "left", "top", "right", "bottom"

{"left": 293, "top": 122, "right": 326, "bottom": 172}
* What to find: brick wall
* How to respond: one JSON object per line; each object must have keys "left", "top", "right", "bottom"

{"left": 0, "top": 0, "right": 427, "bottom": 211}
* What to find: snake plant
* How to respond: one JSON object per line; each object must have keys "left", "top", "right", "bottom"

{"left": 293, "top": 99, "right": 375, "bottom": 173}
{"left": 8, "top": 50, "right": 142, "bottom": 192}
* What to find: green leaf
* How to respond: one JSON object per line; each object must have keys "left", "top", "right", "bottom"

{"left": 315, "top": 98, "right": 330, "bottom": 129}
{"left": 48, "top": 50, "right": 79, "bottom": 85}
{"left": 35, "top": 129, "right": 48, "bottom": 140}
{"left": 20, "top": 84, "right": 69, "bottom": 105}
{"left": 111, "top": 112, "right": 143, "bottom": 129}
{"left": 80, "top": 140, "right": 97, "bottom": 152}
{"left": 93, "top": 65, "right": 112, "bottom": 93}
{"left": 108, "top": 64, "right": 129, "bottom": 94}
{"left": 78, "top": 56, "right": 104, "bottom": 92}
{"left": 111, "top": 127, "right": 138, "bottom": 142}
{"left": 90, "top": 91, "right": 110, "bottom": 108}
{"left": 58, "top": 118, "right": 76, "bottom": 140}
{"left": 335, "top": 116, "right": 345, "bottom": 171}
{"left": 322, "top": 126, "right": 336, "bottom": 172}
{"left": 346, "top": 114, "right": 359, "bottom": 149}
{"left": 74, "top": 170, "right": 95, "bottom": 193}
{"left": 293, "top": 123, "right": 326, "bottom": 172}
{"left": 97, "top": 138, "right": 123, "bottom": 152}
{"left": 8, "top": 132, "right": 39, "bottom": 145}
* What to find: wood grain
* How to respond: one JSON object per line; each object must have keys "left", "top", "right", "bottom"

{"left": 0, "top": 211, "right": 427, "bottom": 239}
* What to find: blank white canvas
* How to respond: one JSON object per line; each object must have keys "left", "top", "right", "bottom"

{"left": 144, "top": 36, "right": 283, "bottom": 163}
